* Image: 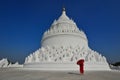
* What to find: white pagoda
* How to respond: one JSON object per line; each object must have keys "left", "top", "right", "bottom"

{"left": 24, "top": 8, "right": 110, "bottom": 70}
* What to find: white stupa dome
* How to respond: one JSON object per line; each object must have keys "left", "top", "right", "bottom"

{"left": 24, "top": 8, "right": 110, "bottom": 71}
{"left": 42, "top": 8, "right": 88, "bottom": 49}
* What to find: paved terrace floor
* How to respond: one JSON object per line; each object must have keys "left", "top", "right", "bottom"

{"left": 0, "top": 68, "right": 120, "bottom": 80}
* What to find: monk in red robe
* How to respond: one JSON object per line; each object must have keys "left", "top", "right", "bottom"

{"left": 77, "top": 59, "right": 84, "bottom": 74}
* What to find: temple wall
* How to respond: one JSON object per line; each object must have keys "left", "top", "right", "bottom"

{"left": 24, "top": 62, "right": 110, "bottom": 70}
{"left": 42, "top": 33, "right": 88, "bottom": 48}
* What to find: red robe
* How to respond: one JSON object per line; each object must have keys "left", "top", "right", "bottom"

{"left": 77, "top": 59, "right": 84, "bottom": 74}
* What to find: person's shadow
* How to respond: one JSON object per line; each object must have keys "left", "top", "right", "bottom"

{"left": 68, "top": 72, "right": 83, "bottom": 75}
{"left": 68, "top": 72, "right": 86, "bottom": 80}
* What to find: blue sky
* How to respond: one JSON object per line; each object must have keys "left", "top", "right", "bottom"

{"left": 0, "top": 0, "right": 120, "bottom": 64}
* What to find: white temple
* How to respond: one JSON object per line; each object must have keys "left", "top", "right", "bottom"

{"left": 24, "top": 8, "right": 110, "bottom": 70}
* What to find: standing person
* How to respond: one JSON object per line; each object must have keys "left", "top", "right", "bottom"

{"left": 77, "top": 59, "right": 84, "bottom": 74}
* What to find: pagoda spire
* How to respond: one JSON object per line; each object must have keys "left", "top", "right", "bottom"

{"left": 62, "top": 7, "right": 66, "bottom": 14}
{"left": 62, "top": 7, "right": 65, "bottom": 12}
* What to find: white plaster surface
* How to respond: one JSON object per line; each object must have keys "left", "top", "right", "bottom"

{"left": 24, "top": 8, "right": 110, "bottom": 70}
{"left": 0, "top": 58, "right": 8, "bottom": 68}
{"left": 0, "top": 58, "right": 23, "bottom": 68}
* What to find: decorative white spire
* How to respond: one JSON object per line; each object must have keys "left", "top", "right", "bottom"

{"left": 62, "top": 7, "right": 66, "bottom": 14}
{"left": 58, "top": 7, "right": 69, "bottom": 21}
{"left": 50, "top": 7, "right": 79, "bottom": 31}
